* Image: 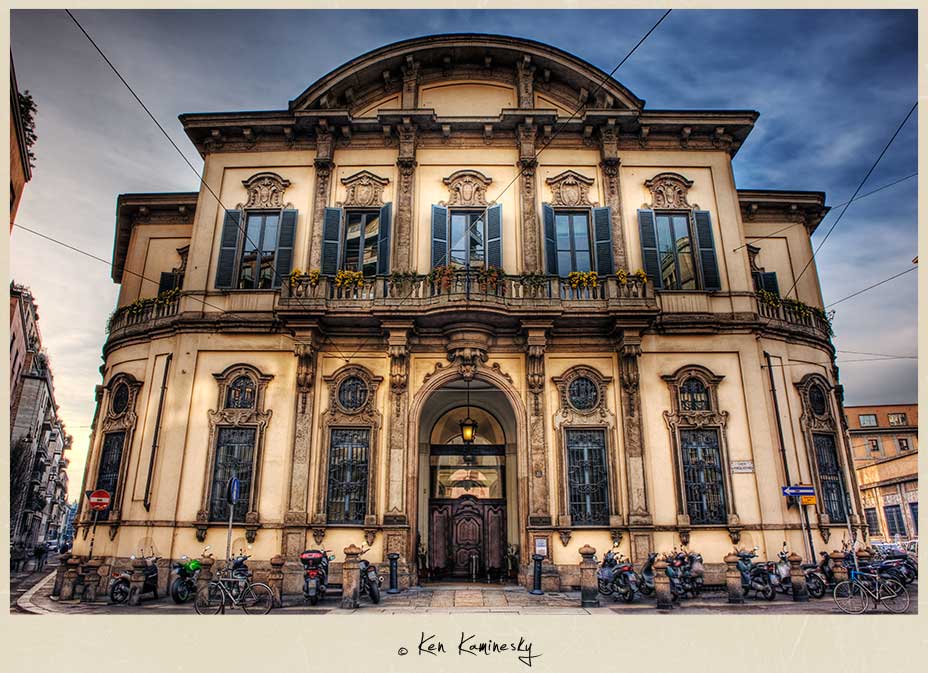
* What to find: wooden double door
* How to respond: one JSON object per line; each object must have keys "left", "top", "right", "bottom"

{"left": 428, "top": 495, "right": 506, "bottom": 577}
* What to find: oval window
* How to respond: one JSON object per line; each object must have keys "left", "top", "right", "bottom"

{"left": 568, "top": 376, "right": 598, "bottom": 411}
{"left": 338, "top": 376, "right": 368, "bottom": 411}
{"left": 111, "top": 382, "right": 130, "bottom": 415}
{"left": 809, "top": 384, "right": 828, "bottom": 416}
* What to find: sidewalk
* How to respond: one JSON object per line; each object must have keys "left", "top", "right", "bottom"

{"left": 17, "top": 577, "right": 917, "bottom": 615}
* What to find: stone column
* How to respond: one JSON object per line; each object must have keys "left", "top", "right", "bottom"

{"left": 80, "top": 558, "right": 103, "bottom": 603}
{"left": 578, "top": 545, "right": 599, "bottom": 608}
{"left": 517, "top": 123, "right": 541, "bottom": 273}
{"left": 599, "top": 121, "right": 627, "bottom": 270}
{"left": 341, "top": 544, "right": 362, "bottom": 609}
{"left": 618, "top": 328, "right": 652, "bottom": 549}
{"left": 195, "top": 555, "right": 215, "bottom": 596}
{"left": 524, "top": 322, "right": 552, "bottom": 526}
{"left": 392, "top": 121, "right": 418, "bottom": 272}
{"left": 788, "top": 552, "right": 808, "bottom": 602}
{"left": 268, "top": 555, "right": 285, "bottom": 608}
{"left": 830, "top": 551, "right": 849, "bottom": 584}
{"left": 383, "top": 323, "right": 413, "bottom": 585}
{"left": 52, "top": 553, "right": 71, "bottom": 598}
{"left": 653, "top": 559, "right": 672, "bottom": 610}
{"left": 59, "top": 556, "right": 82, "bottom": 601}
{"left": 283, "top": 335, "right": 317, "bottom": 594}
{"left": 128, "top": 557, "right": 148, "bottom": 606}
{"left": 308, "top": 124, "right": 335, "bottom": 271}
{"left": 724, "top": 553, "right": 744, "bottom": 604}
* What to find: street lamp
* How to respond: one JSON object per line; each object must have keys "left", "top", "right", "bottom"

{"left": 459, "top": 378, "right": 478, "bottom": 462}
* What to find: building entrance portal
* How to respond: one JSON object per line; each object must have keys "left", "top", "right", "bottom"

{"left": 418, "top": 380, "right": 519, "bottom": 582}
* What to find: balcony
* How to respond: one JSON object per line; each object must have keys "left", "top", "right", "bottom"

{"left": 756, "top": 294, "right": 833, "bottom": 341}
{"left": 107, "top": 293, "right": 181, "bottom": 337}
{"left": 278, "top": 271, "right": 657, "bottom": 326}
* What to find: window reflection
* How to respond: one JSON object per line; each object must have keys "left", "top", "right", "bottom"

{"left": 655, "top": 213, "right": 697, "bottom": 290}
{"left": 430, "top": 454, "right": 504, "bottom": 499}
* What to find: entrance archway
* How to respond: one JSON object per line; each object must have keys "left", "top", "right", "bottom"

{"left": 412, "top": 375, "right": 524, "bottom": 582}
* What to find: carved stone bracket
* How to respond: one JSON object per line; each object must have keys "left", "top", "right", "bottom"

{"left": 240, "top": 172, "right": 292, "bottom": 210}
{"left": 558, "top": 529, "right": 572, "bottom": 547}
{"left": 678, "top": 529, "right": 691, "bottom": 547}
{"left": 364, "top": 529, "right": 378, "bottom": 547}
{"left": 312, "top": 526, "right": 326, "bottom": 545}
{"left": 546, "top": 170, "right": 596, "bottom": 207}
{"left": 339, "top": 170, "right": 389, "bottom": 208}
{"left": 610, "top": 529, "right": 624, "bottom": 546}
{"left": 441, "top": 169, "right": 494, "bottom": 207}
{"left": 644, "top": 172, "right": 696, "bottom": 210}
{"left": 401, "top": 56, "right": 420, "bottom": 108}
{"left": 443, "top": 324, "right": 492, "bottom": 381}
{"left": 294, "top": 339, "right": 316, "bottom": 414}
{"left": 515, "top": 55, "right": 536, "bottom": 108}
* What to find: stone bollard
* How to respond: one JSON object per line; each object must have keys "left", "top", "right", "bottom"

{"left": 268, "top": 555, "right": 285, "bottom": 607}
{"left": 830, "top": 551, "right": 849, "bottom": 584}
{"left": 653, "top": 559, "right": 673, "bottom": 610}
{"left": 59, "top": 557, "right": 82, "bottom": 601}
{"left": 127, "top": 557, "right": 148, "bottom": 606}
{"left": 578, "top": 545, "right": 599, "bottom": 608}
{"left": 856, "top": 548, "right": 872, "bottom": 568}
{"left": 341, "top": 544, "right": 361, "bottom": 609}
{"left": 52, "top": 553, "right": 72, "bottom": 598}
{"left": 724, "top": 553, "right": 744, "bottom": 604}
{"left": 787, "top": 553, "right": 808, "bottom": 602}
{"left": 80, "top": 558, "right": 103, "bottom": 603}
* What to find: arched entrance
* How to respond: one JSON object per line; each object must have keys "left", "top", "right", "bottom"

{"left": 414, "top": 377, "right": 522, "bottom": 582}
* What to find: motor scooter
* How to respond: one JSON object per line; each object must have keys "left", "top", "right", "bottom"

{"left": 358, "top": 546, "right": 383, "bottom": 604}
{"left": 300, "top": 547, "right": 336, "bottom": 605}
{"left": 735, "top": 546, "right": 775, "bottom": 601}
{"left": 110, "top": 551, "right": 160, "bottom": 604}
{"left": 637, "top": 552, "right": 659, "bottom": 596}
{"left": 170, "top": 546, "right": 209, "bottom": 603}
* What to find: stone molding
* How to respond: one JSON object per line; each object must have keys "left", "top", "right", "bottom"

{"left": 441, "top": 169, "right": 494, "bottom": 208}
{"left": 545, "top": 170, "right": 596, "bottom": 208}
{"left": 644, "top": 172, "right": 696, "bottom": 210}
{"left": 240, "top": 172, "right": 292, "bottom": 210}
{"left": 339, "top": 170, "right": 389, "bottom": 208}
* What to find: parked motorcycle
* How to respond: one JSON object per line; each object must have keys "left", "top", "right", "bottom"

{"left": 664, "top": 550, "right": 700, "bottom": 600}
{"left": 300, "top": 548, "right": 335, "bottom": 605}
{"left": 596, "top": 547, "right": 638, "bottom": 602}
{"left": 767, "top": 543, "right": 793, "bottom": 595}
{"left": 110, "top": 552, "right": 160, "bottom": 604}
{"left": 800, "top": 552, "right": 827, "bottom": 599}
{"left": 684, "top": 549, "right": 705, "bottom": 595}
{"left": 637, "top": 552, "right": 659, "bottom": 597}
{"left": 170, "top": 546, "right": 208, "bottom": 604}
{"left": 596, "top": 548, "right": 618, "bottom": 596}
{"left": 735, "top": 547, "right": 775, "bottom": 601}
{"left": 358, "top": 546, "right": 383, "bottom": 604}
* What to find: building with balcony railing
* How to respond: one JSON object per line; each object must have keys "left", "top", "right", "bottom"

{"left": 75, "top": 34, "right": 859, "bottom": 590}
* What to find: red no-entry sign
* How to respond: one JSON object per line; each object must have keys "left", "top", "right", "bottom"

{"left": 88, "top": 489, "right": 111, "bottom": 511}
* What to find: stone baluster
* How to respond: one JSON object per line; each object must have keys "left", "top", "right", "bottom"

{"left": 341, "top": 545, "right": 362, "bottom": 609}
{"left": 268, "top": 555, "right": 285, "bottom": 608}
{"left": 724, "top": 552, "right": 744, "bottom": 604}
{"left": 788, "top": 552, "right": 808, "bottom": 602}
{"left": 653, "top": 559, "right": 672, "bottom": 610}
{"left": 831, "top": 551, "right": 849, "bottom": 584}
{"left": 127, "top": 557, "right": 148, "bottom": 606}
{"left": 578, "top": 545, "right": 599, "bottom": 608}
{"left": 195, "top": 554, "right": 215, "bottom": 597}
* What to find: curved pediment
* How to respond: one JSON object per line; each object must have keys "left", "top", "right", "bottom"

{"left": 289, "top": 33, "right": 644, "bottom": 118}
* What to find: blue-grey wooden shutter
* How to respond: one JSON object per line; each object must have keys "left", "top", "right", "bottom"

{"left": 377, "top": 202, "right": 392, "bottom": 275}
{"left": 693, "top": 210, "right": 721, "bottom": 291}
{"left": 215, "top": 210, "right": 242, "bottom": 289}
{"left": 486, "top": 203, "right": 502, "bottom": 269}
{"left": 637, "top": 209, "right": 661, "bottom": 289}
{"left": 431, "top": 204, "right": 448, "bottom": 269}
{"left": 273, "top": 209, "right": 297, "bottom": 288}
{"left": 321, "top": 207, "right": 342, "bottom": 276}
{"left": 592, "top": 206, "right": 614, "bottom": 276}
{"left": 543, "top": 203, "right": 557, "bottom": 274}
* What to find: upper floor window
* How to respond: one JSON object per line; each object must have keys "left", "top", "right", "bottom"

{"left": 897, "top": 437, "right": 911, "bottom": 451}
{"left": 430, "top": 202, "right": 501, "bottom": 270}
{"left": 449, "top": 211, "right": 486, "bottom": 267}
{"left": 868, "top": 438, "right": 881, "bottom": 453}
{"left": 859, "top": 414, "right": 878, "bottom": 427}
{"left": 888, "top": 412, "right": 908, "bottom": 426}
{"left": 226, "top": 375, "right": 256, "bottom": 409}
{"left": 238, "top": 212, "right": 280, "bottom": 289}
{"left": 655, "top": 212, "right": 698, "bottom": 290}
{"left": 554, "top": 211, "right": 592, "bottom": 276}
{"left": 679, "top": 377, "right": 710, "bottom": 411}
{"left": 342, "top": 210, "right": 382, "bottom": 276}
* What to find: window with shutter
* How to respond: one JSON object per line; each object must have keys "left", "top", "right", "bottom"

{"left": 552, "top": 211, "right": 593, "bottom": 276}
{"left": 342, "top": 210, "right": 381, "bottom": 276}
{"left": 693, "top": 211, "right": 721, "bottom": 291}
{"left": 273, "top": 209, "right": 297, "bottom": 288}
{"left": 638, "top": 209, "right": 662, "bottom": 288}
{"left": 321, "top": 207, "right": 343, "bottom": 276}
{"left": 543, "top": 203, "right": 557, "bottom": 274}
{"left": 431, "top": 205, "right": 448, "bottom": 269}
{"left": 486, "top": 203, "right": 502, "bottom": 269}
{"left": 377, "top": 202, "right": 392, "bottom": 275}
{"left": 592, "top": 206, "right": 614, "bottom": 276}
{"left": 215, "top": 210, "right": 243, "bottom": 289}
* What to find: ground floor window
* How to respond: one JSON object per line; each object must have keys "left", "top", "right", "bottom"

{"left": 209, "top": 426, "right": 256, "bottom": 522}
{"left": 96, "top": 431, "right": 126, "bottom": 520}
{"left": 326, "top": 428, "right": 370, "bottom": 524}
{"left": 565, "top": 428, "right": 608, "bottom": 525}
{"left": 680, "top": 428, "right": 726, "bottom": 524}
{"left": 884, "top": 504, "right": 906, "bottom": 538}
{"left": 812, "top": 433, "right": 847, "bottom": 524}
{"left": 910, "top": 502, "right": 918, "bottom": 534}
{"left": 864, "top": 507, "right": 880, "bottom": 536}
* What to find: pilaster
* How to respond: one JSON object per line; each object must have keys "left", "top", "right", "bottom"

{"left": 523, "top": 320, "right": 552, "bottom": 525}
{"left": 599, "top": 121, "right": 627, "bottom": 270}
{"left": 617, "top": 327, "right": 652, "bottom": 528}
{"left": 393, "top": 119, "right": 418, "bottom": 272}
{"left": 308, "top": 123, "right": 335, "bottom": 270}
{"left": 517, "top": 122, "right": 541, "bottom": 273}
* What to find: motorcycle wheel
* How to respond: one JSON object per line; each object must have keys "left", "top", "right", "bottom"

{"left": 621, "top": 588, "right": 636, "bottom": 603}
{"left": 110, "top": 579, "right": 130, "bottom": 604}
{"left": 640, "top": 584, "right": 654, "bottom": 596}
{"left": 761, "top": 584, "right": 776, "bottom": 601}
{"left": 807, "top": 574, "right": 826, "bottom": 599}
{"left": 171, "top": 578, "right": 191, "bottom": 604}
{"left": 309, "top": 594, "right": 319, "bottom": 606}
{"left": 368, "top": 581, "right": 381, "bottom": 604}
{"left": 597, "top": 579, "right": 614, "bottom": 595}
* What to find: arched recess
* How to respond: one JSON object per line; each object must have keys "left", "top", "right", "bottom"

{"left": 405, "top": 363, "right": 530, "bottom": 577}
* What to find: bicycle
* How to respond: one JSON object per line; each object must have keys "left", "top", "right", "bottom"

{"left": 194, "top": 566, "right": 274, "bottom": 615}
{"left": 832, "top": 569, "right": 910, "bottom": 614}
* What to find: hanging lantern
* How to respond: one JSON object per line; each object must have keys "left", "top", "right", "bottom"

{"left": 460, "top": 378, "right": 479, "bottom": 447}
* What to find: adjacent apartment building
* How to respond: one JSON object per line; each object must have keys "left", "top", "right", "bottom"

{"left": 10, "top": 283, "right": 71, "bottom": 570}
{"left": 10, "top": 57, "right": 34, "bottom": 229}
{"left": 847, "top": 404, "right": 918, "bottom": 542}
{"left": 74, "top": 34, "right": 861, "bottom": 591}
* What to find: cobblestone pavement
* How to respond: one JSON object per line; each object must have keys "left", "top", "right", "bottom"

{"left": 15, "top": 577, "right": 917, "bottom": 615}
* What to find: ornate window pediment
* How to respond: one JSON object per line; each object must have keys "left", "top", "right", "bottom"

{"left": 545, "top": 170, "right": 596, "bottom": 207}
{"left": 101, "top": 373, "right": 142, "bottom": 434}
{"left": 440, "top": 169, "right": 494, "bottom": 207}
{"left": 662, "top": 365, "right": 726, "bottom": 427}
{"left": 644, "top": 172, "right": 696, "bottom": 210}
{"left": 339, "top": 170, "right": 389, "bottom": 208}
{"left": 240, "top": 171, "right": 292, "bottom": 210}
{"left": 553, "top": 365, "right": 612, "bottom": 422}
{"left": 324, "top": 365, "right": 382, "bottom": 420}
{"left": 796, "top": 373, "right": 836, "bottom": 432}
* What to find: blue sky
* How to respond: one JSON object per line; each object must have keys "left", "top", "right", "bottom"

{"left": 10, "top": 9, "right": 917, "bottom": 485}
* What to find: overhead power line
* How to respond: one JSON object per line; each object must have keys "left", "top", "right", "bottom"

{"left": 825, "top": 265, "right": 917, "bottom": 308}
{"left": 785, "top": 102, "right": 917, "bottom": 299}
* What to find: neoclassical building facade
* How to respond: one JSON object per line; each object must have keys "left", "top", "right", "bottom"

{"left": 75, "top": 34, "right": 862, "bottom": 590}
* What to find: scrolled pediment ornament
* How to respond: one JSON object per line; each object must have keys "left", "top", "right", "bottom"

{"left": 553, "top": 365, "right": 612, "bottom": 423}
{"left": 441, "top": 169, "right": 493, "bottom": 207}
{"left": 340, "top": 170, "right": 389, "bottom": 208}
{"left": 241, "top": 172, "right": 292, "bottom": 210}
{"left": 545, "top": 170, "right": 596, "bottom": 207}
{"left": 645, "top": 172, "right": 696, "bottom": 210}
{"left": 323, "top": 365, "right": 383, "bottom": 423}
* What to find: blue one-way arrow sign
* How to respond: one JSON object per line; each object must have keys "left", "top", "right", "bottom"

{"left": 782, "top": 485, "right": 815, "bottom": 497}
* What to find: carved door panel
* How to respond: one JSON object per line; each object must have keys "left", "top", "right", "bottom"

{"left": 452, "top": 497, "right": 483, "bottom": 574}
{"left": 484, "top": 503, "right": 506, "bottom": 571}
{"left": 429, "top": 503, "right": 452, "bottom": 571}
